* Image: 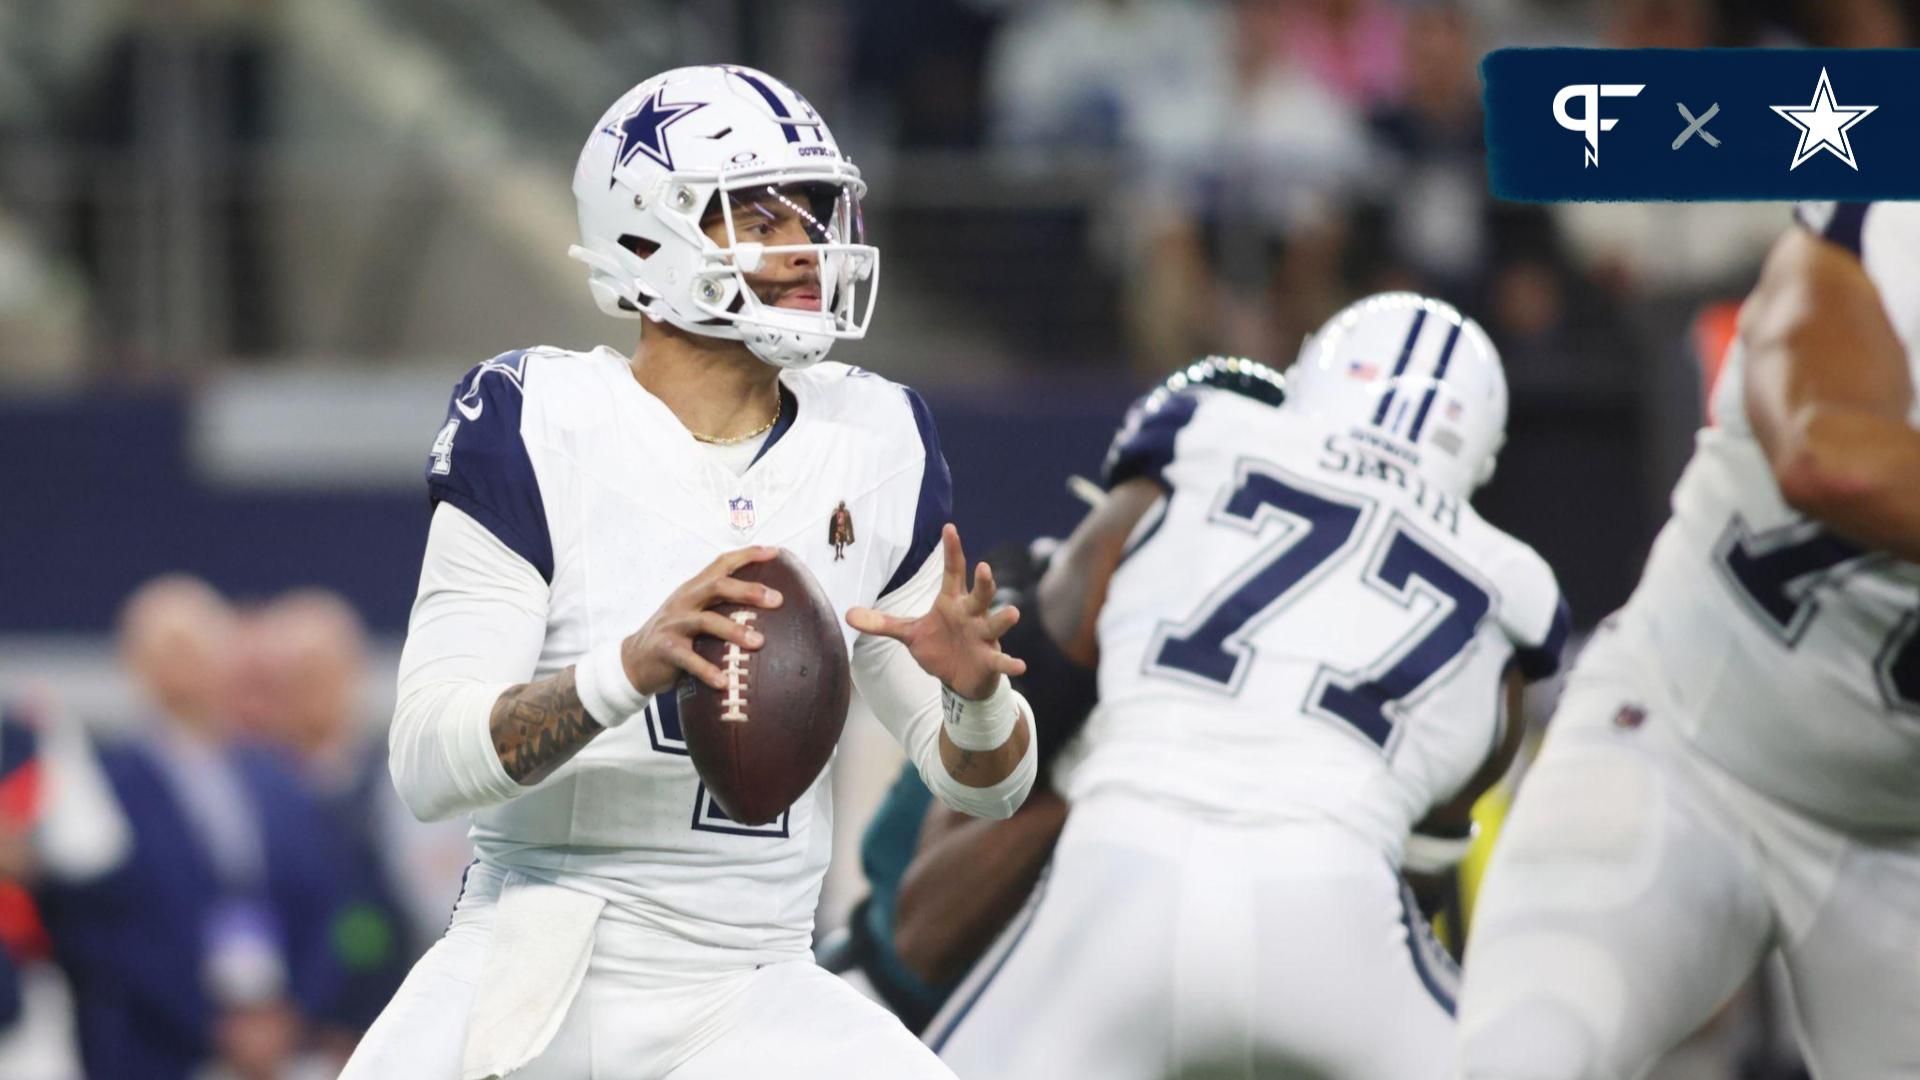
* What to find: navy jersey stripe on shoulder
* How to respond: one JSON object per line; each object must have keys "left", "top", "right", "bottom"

{"left": 1513, "top": 594, "right": 1571, "bottom": 682}
{"left": 1102, "top": 389, "right": 1200, "bottom": 491}
{"left": 748, "top": 384, "right": 800, "bottom": 469}
{"left": 1796, "top": 202, "right": 1870, "bottom": 256}
{"left": 881, "top": 387, "right": 953, "bottom": 599}
{"left": 426, "top": 351, "right": 555, "bottom": 582}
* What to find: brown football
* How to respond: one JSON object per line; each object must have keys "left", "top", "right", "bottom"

{"left": 675, "top": 549, "right": 852, "bottom": 826}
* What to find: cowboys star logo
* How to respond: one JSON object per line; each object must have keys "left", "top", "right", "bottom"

{"left": 605, "top": 88, "right": 706, "bottom": 183}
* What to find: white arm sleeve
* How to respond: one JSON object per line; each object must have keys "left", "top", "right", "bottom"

{"left": 851, "top": 551, "right": 1038, "bottom": 820}
{"left": 390, "top": 502, "right": 550, "bottom": 822}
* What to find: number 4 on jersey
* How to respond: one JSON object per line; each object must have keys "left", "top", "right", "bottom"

{"left": 429, "top": 418, "right": 460, "bottom": 476}
{"left": 1148, "top": 463, "right": 1492, "bottom": 750}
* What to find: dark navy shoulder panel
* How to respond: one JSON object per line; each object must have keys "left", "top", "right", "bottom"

{"left": 1101, "top": 388, "right": 1200, "bottom": 491}
{"left": 426, "top": 351, "right": 555, "bottom": 582}
{"left": 1512, "top": 594, "right": 1571, "bottom": 683}
{"left": 1795, "top": 202, "right": 1870, "bottom": 256}
{"left": 1100, "top": 357, "right": 1280, "bottom": 491}
{"left": 880, "top": 387, "right": 953, "bottom": 599}
{"left": 748, "top": 384, "right": 800, "bottom": 469}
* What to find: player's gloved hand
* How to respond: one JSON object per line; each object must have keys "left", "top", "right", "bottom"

{"left": 847, "top": 524, "right": 1028, "bottom": 701}
{"left": 620, "top": 546, "right": 785, "bottom": 695}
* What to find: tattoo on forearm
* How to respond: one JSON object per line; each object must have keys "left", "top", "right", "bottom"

{"left": 490, "top": 668, "right": 603, "bottom": 785}
{"left": 940, "top": 718, "right": 1032, "bottom": 789}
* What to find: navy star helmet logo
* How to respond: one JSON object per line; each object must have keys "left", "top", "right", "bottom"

{"left": 605, "top": 88, "right": 706, "bottom": 182}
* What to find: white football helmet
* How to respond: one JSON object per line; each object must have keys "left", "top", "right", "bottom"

{"left": 568, "top": 65, "right": 879, "bottom": 368}
{"left": 1285, "top": 292, "right": 1507, "bottom": 496}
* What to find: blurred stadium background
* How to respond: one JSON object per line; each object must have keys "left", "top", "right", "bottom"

{"left": 2, "top": 0, "right": 1909, "bottom": 1076}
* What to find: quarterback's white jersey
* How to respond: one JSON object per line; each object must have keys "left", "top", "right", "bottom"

{"left": 1614, "top": 202, "right": 1920, "bottom": 832}
{"left": 1059, "top": 382, "right": 1567, "bottom": 855}
{"left": 411, "top": 345, "right": 953, "bottom": 969}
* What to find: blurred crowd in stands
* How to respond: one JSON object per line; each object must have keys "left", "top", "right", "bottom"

{"left": 0, "top": 580, "right": 469, "bottom": 1080}
{"left": 858, "top": 0, "right": 1910, "bottom": 379}
{"left": 2, "top": 0, "right": 1914, "bottom": 387}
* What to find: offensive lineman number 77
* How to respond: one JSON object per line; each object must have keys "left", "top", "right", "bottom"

{"left": 1145, "top": 464, "right": 1491, "bottom": 752}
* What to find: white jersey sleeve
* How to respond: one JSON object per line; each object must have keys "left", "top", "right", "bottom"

{"left": 390, "top": 502, "right": 546, "bottom": 821}
{"left": 852, "top": 550, "right": 1037, "bottom": 819}
{"left": 1494, "top": 543, "right": 1572, "bottom": 682}
{"left": 849, "top": 384, "right": 1036, "bottom": 819}
{"left": 389, "top": 353, "right": 556, "bottom": 821}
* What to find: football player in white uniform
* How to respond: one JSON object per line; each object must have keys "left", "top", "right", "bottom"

{"left": 1455, "top": 206, "right": 1920, "bottom": 1079}
{"left": 929, "top": 296, "right": 1568, "bottom": 1079}
{"left": 340, "top": 65, "right": 1037, "bottom": 1080}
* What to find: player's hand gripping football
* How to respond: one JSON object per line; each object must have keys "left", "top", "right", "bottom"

{"left": 846, "top": 524, "right": 1028, "bottom": 700}
{"left": 620, "top": 546, "right": 784, "bottom": 695}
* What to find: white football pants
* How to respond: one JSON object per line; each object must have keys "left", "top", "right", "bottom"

{"left": 1455, "top": 630, "right": 1920, "bottom": 1080}
{"left": 928, "top": 794, "right": 1457, "bottom": 1079}
{"left": 341, "top": 863, "right": 951, "bottom": 1080}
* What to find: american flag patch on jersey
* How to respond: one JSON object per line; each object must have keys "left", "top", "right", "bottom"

{"left": 728, "top": 496, "right": 755, "bottom": 530}
{"left": 1348, "top": 360, "right": 1380, "bottom": 380}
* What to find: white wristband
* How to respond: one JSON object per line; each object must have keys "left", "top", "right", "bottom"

{"left": 940, "top": 675, "right": 1021, "bottom": 752}
{"left": 1403, "top": 822, "right": 1480, "bottom": 876}
{"left": 573, "top": 638, "right": 650, "bottom": 729}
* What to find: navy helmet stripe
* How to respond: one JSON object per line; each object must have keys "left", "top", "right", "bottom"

{"left": 1372, "top": 309, "right": 1429, "bottom": 427}
{"left": 728, "top": 68, "right": 803, "bottom": 144}
{"left": 1406, "top": 319, "right": 1465, "bottom": 442}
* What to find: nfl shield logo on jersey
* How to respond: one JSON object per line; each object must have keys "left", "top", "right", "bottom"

{"left": 728, "top": 496, "right": 756, "bottom": 531}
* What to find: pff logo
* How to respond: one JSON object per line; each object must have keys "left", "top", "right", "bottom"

{"left": 1553, "top": 83, "right": 1645, "bottom": 166}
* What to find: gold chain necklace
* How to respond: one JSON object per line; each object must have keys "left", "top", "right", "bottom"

{"left": 689, "top": 402, "right": 781, "bottom": 446}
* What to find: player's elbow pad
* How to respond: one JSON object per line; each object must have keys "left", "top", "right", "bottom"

{"left": 389, "top": 680, "right": 522, "bottom": 821}
{"left": 922, "top": 716, "right": 1039, "bottom": 820}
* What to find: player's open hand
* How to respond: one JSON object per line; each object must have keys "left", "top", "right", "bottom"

{"left": 621, "top": 546, "right": 784, "bottom": 695}
{"left": 846, "top": 524, "right": 1027, "bottom": 700}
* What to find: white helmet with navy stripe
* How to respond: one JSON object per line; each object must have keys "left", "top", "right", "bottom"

{"left": 567, "top": 65, "right": 879, "bottom": 368}
{"left": 1285, "top": 292, "right": 1506, "bottom": 496}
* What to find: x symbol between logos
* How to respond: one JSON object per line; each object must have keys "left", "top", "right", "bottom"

{"left": 1673, "top": 102, "right": 1721, "bottom": 149}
